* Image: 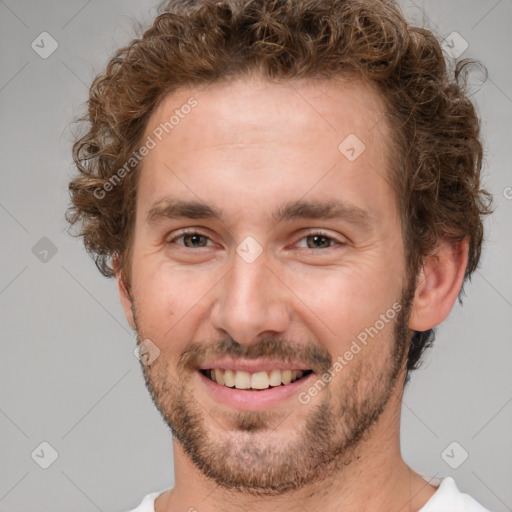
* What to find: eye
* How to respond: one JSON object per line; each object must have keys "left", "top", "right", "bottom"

{"left": 295, "top": 232, "right": 343, "bottom": 250}
{"left": 167, "top": 230, "right": 344, "bottom": 251}
{"left": 169, "top": 231, "right": 214, "bottom": 248}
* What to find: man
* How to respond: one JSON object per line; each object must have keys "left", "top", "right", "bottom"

{"left": 67, "top": 0, "right": 493, "bottom": 510}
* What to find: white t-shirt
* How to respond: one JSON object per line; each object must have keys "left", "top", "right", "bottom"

{"left": 126, "top": 476, "right": 489, "bottom": 512}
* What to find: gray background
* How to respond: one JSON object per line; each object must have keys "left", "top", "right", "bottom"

{"left": 1, "top": 0, "right": 511, "bottom": 511}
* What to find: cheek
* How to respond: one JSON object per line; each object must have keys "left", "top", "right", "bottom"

{"left": 282, "top": 258, "right": 401, "bottom": 342}
{"left": 131, "top": 257, "right": 223, "bottom": 345}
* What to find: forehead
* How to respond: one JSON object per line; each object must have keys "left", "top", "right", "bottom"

{"left": 137, "top": 75, "right": 396, "bottom": 225}
{"left": 145, "top": 75, "right": 390, "bottom": 152}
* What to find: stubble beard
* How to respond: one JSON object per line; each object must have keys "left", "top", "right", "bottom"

{"left": 133, "top": 281, "right": 415, "bottom": 496}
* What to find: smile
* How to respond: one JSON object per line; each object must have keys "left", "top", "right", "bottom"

{"left": 200, "top": 368, "right": 313, "bottom": 390}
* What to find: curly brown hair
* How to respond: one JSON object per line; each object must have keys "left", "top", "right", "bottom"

{"left": 67, "top": 0, "right": 492, "bottom": 374}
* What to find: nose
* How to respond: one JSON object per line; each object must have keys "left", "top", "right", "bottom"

{"left": 210, "top": 249, "right": 291, "bottom": 346}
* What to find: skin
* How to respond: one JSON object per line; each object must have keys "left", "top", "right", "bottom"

{"left": 116, "top": 75, "right": 468, "bottom": 512}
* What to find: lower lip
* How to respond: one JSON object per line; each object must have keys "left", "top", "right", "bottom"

{"left": 198, "top": 371, "right": 314, "bottom": 411}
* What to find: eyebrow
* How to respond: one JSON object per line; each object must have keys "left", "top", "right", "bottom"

{"left": 147, "top": 199, "right": 222, "bottom": 223}
{"left": 272, "top": 199, "right": 372, "bottom": 228}
{"left": 146, "top": 198, "right": 373, "bottom": 230}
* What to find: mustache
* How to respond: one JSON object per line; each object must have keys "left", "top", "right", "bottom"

{"left": 178, "top": 334, "right": 333, "bottom": 375}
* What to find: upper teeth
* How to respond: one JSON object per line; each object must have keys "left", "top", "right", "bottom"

{"left": 206, "top": 369, "right": 305, "bottom": 390}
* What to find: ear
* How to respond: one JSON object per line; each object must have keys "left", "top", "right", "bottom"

{"left": 409, "top": 237, "right": 469, "bottom": 332}
{"left": 114, "top": 256, "right": 136, "bottom": 330}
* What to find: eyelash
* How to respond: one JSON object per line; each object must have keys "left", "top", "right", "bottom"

{"left": 168, "top": 229, "right": 345, "bottom": 250}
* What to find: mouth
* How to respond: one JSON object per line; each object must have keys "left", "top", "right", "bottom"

{"left": 199, "top": 368, "right": 314, "bottom": 391}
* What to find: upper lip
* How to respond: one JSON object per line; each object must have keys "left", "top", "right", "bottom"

{"left": 198, "top": 357, "right": 312, "bottom": 373}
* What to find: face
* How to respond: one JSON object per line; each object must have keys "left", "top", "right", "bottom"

{"left": 121, "top": 75, "right": 415, "bottom": 494}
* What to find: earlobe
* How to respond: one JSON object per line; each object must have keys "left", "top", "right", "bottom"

{"left": 409, "top": 238, "right": 469, "bottom": 332}
{"left": 114, "top": 258, "right": 136, "bottom": 330}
